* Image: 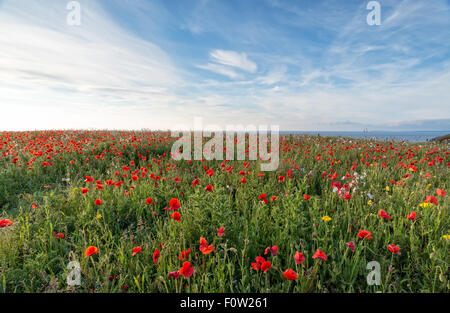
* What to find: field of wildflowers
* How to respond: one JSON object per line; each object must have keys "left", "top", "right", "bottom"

{"left": 0, "top": 130, "right": 448, "bottom": 293}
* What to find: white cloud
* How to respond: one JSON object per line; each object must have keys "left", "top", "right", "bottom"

{"left": 209, "top": 50, "right": 257, "bottom": 73}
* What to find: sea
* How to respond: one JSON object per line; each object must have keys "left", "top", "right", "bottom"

{"left": 280, "top": 131, "right": 449, "bottom": 143}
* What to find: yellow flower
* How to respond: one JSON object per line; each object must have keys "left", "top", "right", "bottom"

{"left": 427, "top": 184, "right": 431, "bottom": 187}
{"left": 96, "top": 214, "right": 102, "bottom": 219}
{"left": 419, "top": 202, "right": 433, "bottom": 208}
{"left": 322, "top": 216, "right": 332, "bottom": 222}
{"left": 73, "top": 187, "right": 78, "bottom": 191}
{"left": 442, "top": 235, "right": 450, "bottom": 240}
{"left": 385, "top": 186, "right": 390, "bottom": 191}
{"left": 368, "top": 200, "right": 373, "bottom": 205}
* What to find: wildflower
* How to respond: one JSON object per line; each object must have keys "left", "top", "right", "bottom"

{"left": 199, "top": 237, "right": 214, "bottom": 254}
{"left": 379, "top": 209, "right": 392, "bottom": 220}
{"left": 283, "top": 269, "right": 298, "bottom": 280}
{"left": 346, "top": 241, "right": 356, "bottom": 252}
{"left": 53, "top": 232, "right": 65, "bottom": 239}
{"left": 171, "top": 211, "right": 181, "bottom": 222}
{"left": 278, "top": 175, "right": 285, "bottom": 182}
{"left": 217, "top": 226, "right": 225, "bottom": 237}
{"left": 179, "top": 261, "right": 194, "bottom": 278}
{"left": 294, "top": 251, "right": 305, "bottom": 264}
{"left": 85, "top": 246, "right": 99, "bottom": 257}
{"left": 442, "top": 235, "right": 450, "bottom": 240}
{"left": 406, "top": 211, "right": 416, "bottom": 221}
{"left": 168, "top": 198, "right": 180, "bottom": 210}
{"left": 251, "top": 256, "right": 265, "bottom": 271}
{"left": 264, "top": 245, "right": 279, "bottom": 256}
{"left": 312, "top": 249, "right": 327, "bottom": 261}
{"left": 357, "top": 230, "right": 373, "bottom": 239}
{"left": 387, "top": 244, "right": 401, "bottom": 255}
{"left": 303, "top": 194, "right": 310, "bottom": 201}
{"left": 80, "top": 187, "right": 89, "bottom": 194}
{"left": 204, "top": 184, "right": 213, "bottom": 192}
{"left": 178, "top": 248, "right": 191, "bottom": 261}
{"left": 132, "top": 246, "right": 142, "bottom": 256}
{"left": 94, "top": 199, "right": 102, "bottom": 206}
{"left": 322, "top": 215, "right": 332, "bottom": 222}
{"left": 168, "top": 271, "right": 180, "bottom": 279}
{"left": 436, "top": 188, "right": 446, "bottom": 197}
{"left": 0, "top": 219, "right": 13, "bottom": 228}
{"left": 152, "top": 248, "right": 160, "bottom": 262}
{"left": 260, "top": 261, "right": 272, "bottom": 273}
{"left": 146, "top": 198, "right": 154, "bottom": 205}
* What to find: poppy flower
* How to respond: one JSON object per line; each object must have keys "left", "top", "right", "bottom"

{"left": 260, "top": 261, "right": 272, "bottom": 273}
{"left": 424, "top": 196, "right": 438, "bottom": 205}
{"left": 132, "top": 246, "right": 142, "bottom": 256}
{"left": 343, "top": 192, "right": 352, "bottom": 200}
{"left": 379, "top": 209, "right": 392, "bottom": 220}
{"left": 251, "top": 256, "right": 265, "bottom": 271}
{"left": 168, "top": 198, "right": 180, "bottom": 210}
{"left": 346, "top": 241, "right": 356, "bottom": 252}
{"left": 0, "top": 219, "right": 13, "bottom": 228}
{"left": 171, "top": 211, "right": 181, "bottom": 222}
{"left": 217, "top": 226, "right": 225, "bottom": 237}
{"left": 312, "top": 249, "right": 327, "bottom": 261}
{"left": 80, "top": 187, "right": 89, "bottom": 194}
{"left": 264, "top": 245, "right": 279, "bottom": 256}
{"left": 199, "top": 237, "right": 214, "bottom": 254}
{"left": 85, "top": 246, "right": 99, "bottom": 257}
{"left": 436, "top": 188, "right": 446, "bottom": 197}
{"left": 357, "top": 229, "right": 373, "bottom": 239}
{"left": 204, "top": 184, "right": 213, "bottom": 192}
{"left": 278, "top": 175, "right": 285, "bottom": 182}
{"left": 406, "top": 211, "right": 417, "bottom": 221}
{"left": 294, "top": 251, "right": 305, "bottom": 264}
{"left": 153, "top": 248, "right": 160, "bottom": 262}
{"left": 283, "top": 269, "right": 298, "bottom": 280}
{"left": 179, "top": 261, "right": 194, "bottom": 278}
{"left": 178, "top": 248, "right": 191, "bottom": 261}
{"left": 168, "top": 271, "right": 180, "bottom": 279}
{"left": 303, "top": 194, "right": 310, "bottom": 201}
{"left": 53, "top": 232, "right": 65, "bottom": 239}
{"left": 85, "top": 176, "right": 94, "bottom": 183}
{"left": 192, "top": 179, "right": 200, "bottom": 187}
{"left": 146, "top": 198, "right": 154, "bottom": 205}
{"left": 387, "top": 244, "right": 401, "bottom": 255}
{"left": 94, "top": 199, "right": 102, "bottom": 206}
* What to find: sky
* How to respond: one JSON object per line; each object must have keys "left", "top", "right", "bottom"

{"left": 1, "top": 0, "right": 449, "bottom": 131}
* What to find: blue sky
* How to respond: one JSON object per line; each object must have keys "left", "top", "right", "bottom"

{"left": 1, "top": 0, "right": 449, "bottom": 131}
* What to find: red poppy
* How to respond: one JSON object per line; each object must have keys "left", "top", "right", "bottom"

{"left": 169, "top": 198, "right": 180, "bottom": 210}
{"left": 199, "top": 237, "right": 214, "bottom": 254}
{"left": 357, "top": 229, "right": 373, "bottom": 239}
{"left": 146, "top": 198, "right": 154, "bottom": 205}
{"left": 0, "top": 219, "right": 13, "bottom": 228}
{"left": 217, "top": 226, "right": 225, "bottom": 237}
{"left": 251, "top": 256, "right": 265, "bottom": 271}
{"left": 260, "top": 261, "right": 272, "bottom": 272}
{"left": 85, "top": 176, "right": 94, "bottom": 183}
{"left": 406, "top": 211, "right": 417, "bottom": 221}
{"left": 278, "top": 175, "right": 285, "bottom": 182}
{"left": 303, "top": 194, "right": 310, "bottom": 201}
{"left": 53, "top": 232, "right": 65, "bottom": 239}
{"left": 424, "top": 196, "right": 438, "bottom": 205}
{"left": 294, "top": 251, "right": 305, "bottom": 264}
{"left": 192, "top": 179, "right": 200, "bottom": 187}
{"left": 346, "top": 241, "right": 356, "bottom": 252}
{"left": 178, "top": 248, "right": 191, "bottom": 261}
{"left": 343, "top": 192, "right": 352, "bottom": 200}
{"left": 85, "top": 246, "right": 99, "bottom": 257}
{"left": 387, "top": 244, "right": 401, "bottom": 255}
{"left": 171, "top": 211, "right": 181, "bottom": 222}
{"left": 204, "top": 184, "right": 213, "bottom": 192}
{"left": 436, "top": 188, "right": 446, "bottom": 197}
{"left": 264, "top": 245, "right": 279, "bottom": 256}
{"left": 283, "top": 269, "right": 298, "bottom": 280}
{"left": 179, "top": 261, "right": 194, "bottom": 278}
{"left": 94, "top": 199, "right": 102, "bottom": 206}
{"left": 379, "top": 209, "right": 392, "bottom": 220}
{"left": 132, "top": 246, "right": 142, "bottom": 256}
{"left": 168, "top": 271, "right": 180, "bottom": 279}
{"left": 153, "top": 248, "right": 160, "bottom": 262}
{"left": 312, "top": 249, "right": 327, "bottom": 261}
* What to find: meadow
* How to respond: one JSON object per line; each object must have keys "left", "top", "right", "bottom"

{"left": 0, "top": 130, "right": 448, "bottom": 293}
